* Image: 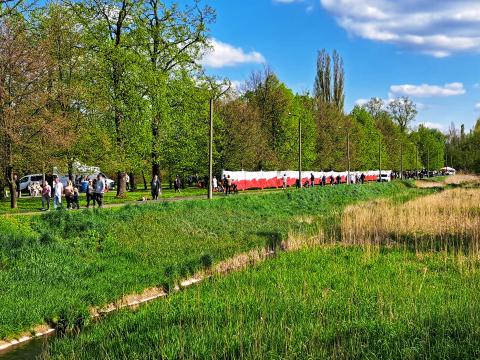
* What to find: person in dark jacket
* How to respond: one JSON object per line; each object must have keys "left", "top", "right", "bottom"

{"left": 86, "top": 179, "right": 95, "bottom": 208}
{"left": 321, "top": 175, "right": 326, "bottom": 186}
{"left": 310, "top": 173, "right": 315, "bottom": 187}
{"left": 336, "top": 174, "right": 341, "bottom": 185}
{"left": 151, "top": 175, "right": 161, "bottom": 200}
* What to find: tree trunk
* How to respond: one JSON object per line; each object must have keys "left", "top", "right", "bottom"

{"left": 0, "top": 180, "right": 5, "bottom": 200}
{"left": 129, "top": 172, "right": 136, "bottom": 191}
{"left": 116, "top": 171, "right": 127, "bottom": 197}
{"left": 6, "top": 166, "right": 17, "bottom": 209}
{"left": 142, "top": 172, "right": 147, "bottom": 190}
{"left": 68, "top": 160, "right": 74, "bottom": 181}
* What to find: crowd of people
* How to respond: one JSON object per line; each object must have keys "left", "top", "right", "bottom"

{"left": 38, "top": 174, "right": 107, "bottom": 211}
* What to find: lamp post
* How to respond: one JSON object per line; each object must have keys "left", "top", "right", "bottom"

{"left": 427, "top": 147, "right": 430, "bottom": 178}
{"left": 394, "top": 138, "right": 403, "bottom": 179}
{"left": 298, "top": 114, "right": 302, "bottom": 188}
{"left": 289, "top": 112, "right": 302, "bottom": 187}
{"left": 208, "top": 98, "right": 214, "bottom": 200}
{"left": 415, "top": 145, "right": 419, "bottom": 179}
{"left": 378, "top": 136, "right": 382, "bottom": 182}
{"left": 347, "top": 131, "right": 351, "bottom": 184}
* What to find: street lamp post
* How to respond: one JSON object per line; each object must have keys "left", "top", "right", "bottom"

{"left": 378, "top": 137, "right": 382, "bottom": 182}
{"left": 427, "top": 147, "right": 430, "bottom": 178}
{"left": 298, "top": 114, "right": 302, "bottom": 188}
{"left": 415, "top": 146, "right": 419, "bottom": 179}
{"left": 347, "top": 131, "right": 351, "bottom": 184}
{"left": 400, "top": 142, "right": 403, "bottom": 179}
{"left": 208, "top": 98, "right": 214, "bottom": 200}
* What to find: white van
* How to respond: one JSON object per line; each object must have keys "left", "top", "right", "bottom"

{"left": 18, "top": 174, "right": 44, "bottom": 192}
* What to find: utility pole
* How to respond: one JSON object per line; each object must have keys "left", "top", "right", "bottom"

{"left": 427, "top": 147, "right": 430, "bottom": 178}
{"left": 208, "top": 98, "right": 213, "bottom": 199}
{"left": 400, "top": 142, "right": 403, "bottom": 179}
{"left": 298, "top": 114, "right": 302, "bottom": 188}
{"left": 378, "top": 137, "right": 381, "bottom": 182}
{"left": 415, "top": 146, "right": 419, "bottom": 179}
{"left": 347, "top": 131, "right": 351, "bottom": 184}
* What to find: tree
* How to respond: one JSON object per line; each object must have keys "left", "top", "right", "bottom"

{"left": 0, "top": 0, "right": 24, "bottom": 18}
{"left": 71, "top": 0, "right": 146, "bottom": 196}
{"left": 388, "top": 97, "right": 417, "bottom": 133}
{"left": 314, "top": 48, "right": 344, "bottom": 112}
{"left": 135, "top": 0, "right": 214, "bottom": 180}
{"left": 0, "top": 16, "right": 65, "bottom": 208}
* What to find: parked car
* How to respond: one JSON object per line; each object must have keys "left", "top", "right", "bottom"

{"left": 18, "top": 174, "right": 44, "bottom": 192}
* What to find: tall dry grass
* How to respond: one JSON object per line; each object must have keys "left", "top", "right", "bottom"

{"left": 341, "top": 188, "right": 480, "bottom": 256}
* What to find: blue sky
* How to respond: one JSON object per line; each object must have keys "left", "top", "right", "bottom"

{"left": 201, "top": 0, "right": 480, "bottom": 132}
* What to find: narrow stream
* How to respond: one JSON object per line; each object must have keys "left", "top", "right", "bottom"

{"left": 0, "top": 336, "right": 50, "bottom": 360}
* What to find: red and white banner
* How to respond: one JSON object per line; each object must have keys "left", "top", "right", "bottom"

{"left": 221, "top": 170, "right": 391, "bottom": 190}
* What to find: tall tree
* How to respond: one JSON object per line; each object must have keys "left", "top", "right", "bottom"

{"left": 314, "top": 48, "right": 344, "bottom": 112}
{"left": 71, "top": 0, "right": 143, "bottom": 196}
{"left": 332, "top": 50, "right": 344, "bottom": 110}
{"left": 0, "top": 16, "right": 64, "bottom": 208}
{"left": 136, "top": 0, "right": 214, "bottom": 180}
{"left": 388, "top": 97, "right": 417, "bottom": 133}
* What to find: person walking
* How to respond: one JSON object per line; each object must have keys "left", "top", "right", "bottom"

{"left": 174, "top": 175, "right": 181, "bottom": 193}
{"left": 125, "top": 173, "right": 130, "bottom": 191}
{"left": 321, "top": 175, "right": 326, "bottom": 186}
{"left": 282, "top": 174, "right": 288, "bottom": 190}
{"left": 151, "top": 175, "right": 161, "bottom": 200}
{"left": 41, "top": 181, "right": 51, "bottom": 211}
{"left": 95, "top": 174, "right": 106, "bottom": 208}
{"left": 226, "top": 175, "right": 232, "bottom": 195}
{"left": 64, "top": 180, "right": 74, "bottom": 210}
{"left": 212, "top": 176, "right": 218, "bottom": 192}
{"left": 86, "top": 179, "right": 95, "bottom": 208}
{"left": 310, "top": 173, "right": 315, "bottom": 187}
{"left": 336, "top": 174, "right": 341, "bottom": 185}
{"left": 14, "top": 175, "right": 21, "bottom": 198}
{"left": 360, "top": 173, "right": 365, "bottom": 184}
{"left": 53, "top": 177, "right": 64, "bottom": 210}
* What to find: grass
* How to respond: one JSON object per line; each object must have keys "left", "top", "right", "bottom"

{"left": 0, "top": 187, "right": 208, "bottom": 215}
{"left": 0, "top": 182, "right": 425, "bottom": 340}
{"left": 43, "top": 247, "right": 480, "bottom": 359}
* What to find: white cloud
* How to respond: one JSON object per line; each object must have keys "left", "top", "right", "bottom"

{"left": 320, "top": 0, "right": 480, "bottom": 57}
{"left": 421, "top": 121, "right": 447, "bottom": 132}
{"left": 355, "top": 98, "right": 369, "bottom": 106}
{"left": 475, "top": 102, "right": 480, "bottom": 110}
{"left": 201, "top": 39, "right": 265, "bottom": 68}
{"left": 389, "top": 83, "right": 465, "bottom": 98}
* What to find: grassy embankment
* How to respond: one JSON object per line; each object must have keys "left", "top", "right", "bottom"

{"left": 0, "top": 182, "right": 423, "bottom": 341}
{"left": 43, "top": 181, "right": 480, "bottom": 359}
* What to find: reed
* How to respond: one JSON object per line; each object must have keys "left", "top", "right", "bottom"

{"left": 341, "top": 188, "right": 480, "bottom": 257}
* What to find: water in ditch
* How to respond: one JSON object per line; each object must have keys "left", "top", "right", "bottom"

{"left": 0, "top": 336, "right": 51, "bottom": 360}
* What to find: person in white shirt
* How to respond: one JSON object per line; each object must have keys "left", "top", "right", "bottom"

{"left": 282, "top": 174, "right": 288, "bottom": 189}
{"left": 95, "top": 174, "right": 106, "bottom": 208}
{"left": 212, "top": 176, "right": 218, "bottom": 191}
{"left": 53, "top": 177, "right": 64, "bottom": 209}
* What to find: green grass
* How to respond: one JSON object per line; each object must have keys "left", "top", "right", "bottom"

{"left": 0, "top": 187, "right": 208, "bottom": 215}
{"left": 0, "top": 182, "right": 427, "bottom": 340}
{"left": 44, "top": 247, "right": 480, "bottom": 359}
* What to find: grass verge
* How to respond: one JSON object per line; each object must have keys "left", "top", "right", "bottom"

{"left": 44, "top": 247, "right": 480, "bottom": 359}
{"left": 0, "top": 182, "right": 428, "bottom": 340}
